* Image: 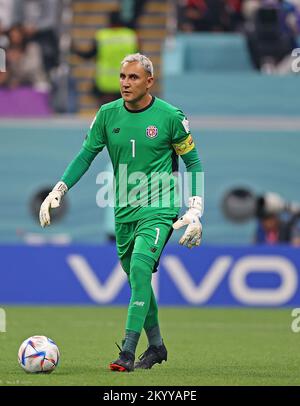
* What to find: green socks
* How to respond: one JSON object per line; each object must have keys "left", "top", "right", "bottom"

{"left": 145, "top": 324, "right": 163, "bottom": 347}
{"left": 122, "top": 330, "right": 140, "bottom": 354}
{"left": 123, "top": 253, "right": 155, "bottom": 355}
{"left": 122, "top": 254, "right": 163, "bottom": 354}
{"left": 143, "top": 288, "right": 163, "bottom": 347}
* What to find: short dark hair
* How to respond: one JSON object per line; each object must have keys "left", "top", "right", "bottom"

{"left": 109, "top": 11, "right": 122, "bottom": 27}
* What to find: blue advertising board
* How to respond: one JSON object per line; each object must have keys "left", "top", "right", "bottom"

{"left": 0, "top": 245, "right": 299, "bottom": 306}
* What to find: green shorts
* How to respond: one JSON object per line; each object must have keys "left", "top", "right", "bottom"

{"left": 115, "top": 215, "right": 176, "bottom": 275}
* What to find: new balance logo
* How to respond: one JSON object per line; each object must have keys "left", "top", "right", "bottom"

{"left": 113, "top": 128, "right": 120, "bottom": 133}
{"left": 133, "top": 301, "right": 145, "bottom": 307}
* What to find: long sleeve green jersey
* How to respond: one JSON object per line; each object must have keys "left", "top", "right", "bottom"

{"left": 61, "top": 96, "right": 203, "bottom": 223}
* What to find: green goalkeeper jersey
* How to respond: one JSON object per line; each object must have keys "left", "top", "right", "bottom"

{"left": 62, "top": 96, "right": 203, "bottom": 223}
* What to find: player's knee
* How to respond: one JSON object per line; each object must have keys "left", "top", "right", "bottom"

{"left": 130, "top": 254, "right": 154, "bottom": 290}
{"left": 130, "top": 266, "right": 151, "bottom": 291}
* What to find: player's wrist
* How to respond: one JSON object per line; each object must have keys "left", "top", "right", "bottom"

{"left": 52, "top": 181, "right": 68, "bottom": 196}
{"left": 188, "top": 196, "right": 204, "bottom": 217}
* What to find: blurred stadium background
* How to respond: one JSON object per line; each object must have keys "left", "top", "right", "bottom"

{"left": 1, "top": 0, "right": 300, "bottom": 386}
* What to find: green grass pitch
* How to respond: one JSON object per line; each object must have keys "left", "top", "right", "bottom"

{"left": 0, "top": 307, "right": 299, "bottom": 386}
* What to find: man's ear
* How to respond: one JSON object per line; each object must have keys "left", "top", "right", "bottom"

{"left": 147, "top": 76, "right": 154, "bottom": 90}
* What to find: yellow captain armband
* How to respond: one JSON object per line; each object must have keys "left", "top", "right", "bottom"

{"left": 172, "top": 134, "right": 195, "bottom": 155}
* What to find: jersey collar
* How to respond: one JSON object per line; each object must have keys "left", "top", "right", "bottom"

{"left": 124, "top": 96, "right": 155, "bottom": 113}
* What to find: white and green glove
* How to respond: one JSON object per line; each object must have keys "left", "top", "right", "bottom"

{"left": 39, "top": 181, "right": 68, "bottom": 228}
{"left": 173, "top": 196, "right": 203, "bottom": 248}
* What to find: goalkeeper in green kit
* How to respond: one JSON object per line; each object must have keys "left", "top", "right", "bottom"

{"left": 39, "top": 53, "right": 204, "bottom": 372}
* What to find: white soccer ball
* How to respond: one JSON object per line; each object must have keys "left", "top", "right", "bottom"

{"left": 18, "top": 335, "right": 60, "bottom": 373}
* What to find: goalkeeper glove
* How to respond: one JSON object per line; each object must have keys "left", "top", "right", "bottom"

{"left": 173, "top": 196, "right": 203, "bottom": 248}
{"left": 39, "top": 181, "right": 68, "bottom": 228}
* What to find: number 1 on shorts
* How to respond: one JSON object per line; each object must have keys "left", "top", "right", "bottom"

{"left": 155, "top": 227, "right": 160, "bottom": 245}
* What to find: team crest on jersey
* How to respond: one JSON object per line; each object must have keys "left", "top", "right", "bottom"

{"left": 146, "top": 125, "right": 158, "bottom": 138}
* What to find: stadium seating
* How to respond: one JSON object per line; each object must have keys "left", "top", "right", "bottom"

{"left": 163, "top": 33, "right": 300, "bottom": 115}
{"left": 71, "top": 0, "right": 168, "bottom": 116}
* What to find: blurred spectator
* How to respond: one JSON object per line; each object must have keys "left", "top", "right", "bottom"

{"left": 242, "top": 0, "right": 260, "bottom": 20}
{"left": 255, "top": 211, "right": 300, "bottom": 245}
{"left": 22, "top": 0, "right": 62, "bottom": 73}
{"left": 245, "top": 0, "right": 300, "bottom": 72}
{"left": 0, "top": 25, "right": 49, "bottom": 90}
{"left": 72, "top": 11, "right": 138, "bottom": 105}
{"left": 178, "top": 0, "right": 208, "bottom": 32}
{"left": 50, "top": 64, "right": 78, "bottom": 113}
{"left": 178, "top": 0, "right": 243, "bottom": 32}
{"left": 255, "top": 194, "right": 300, "bottom": 245}
{"left": 290, "top": 214, "right": 300, "bottom": 246}
{"left": 0, "top": 0, "right": 22, "bottom": 50}
{"left": 255, "top": 212, "right": 289, "bottom": 244}
{"left": 0, "top": 23, "right": 9, "bottom": 50}
{"left": 222, "top": 188, "right": 300, "bottom": 246}
{"left": 120, "top": 0, "right": 148, "bottom": 28}
{"left": 0, "top": 0, "right": 22, "bottom": 31}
